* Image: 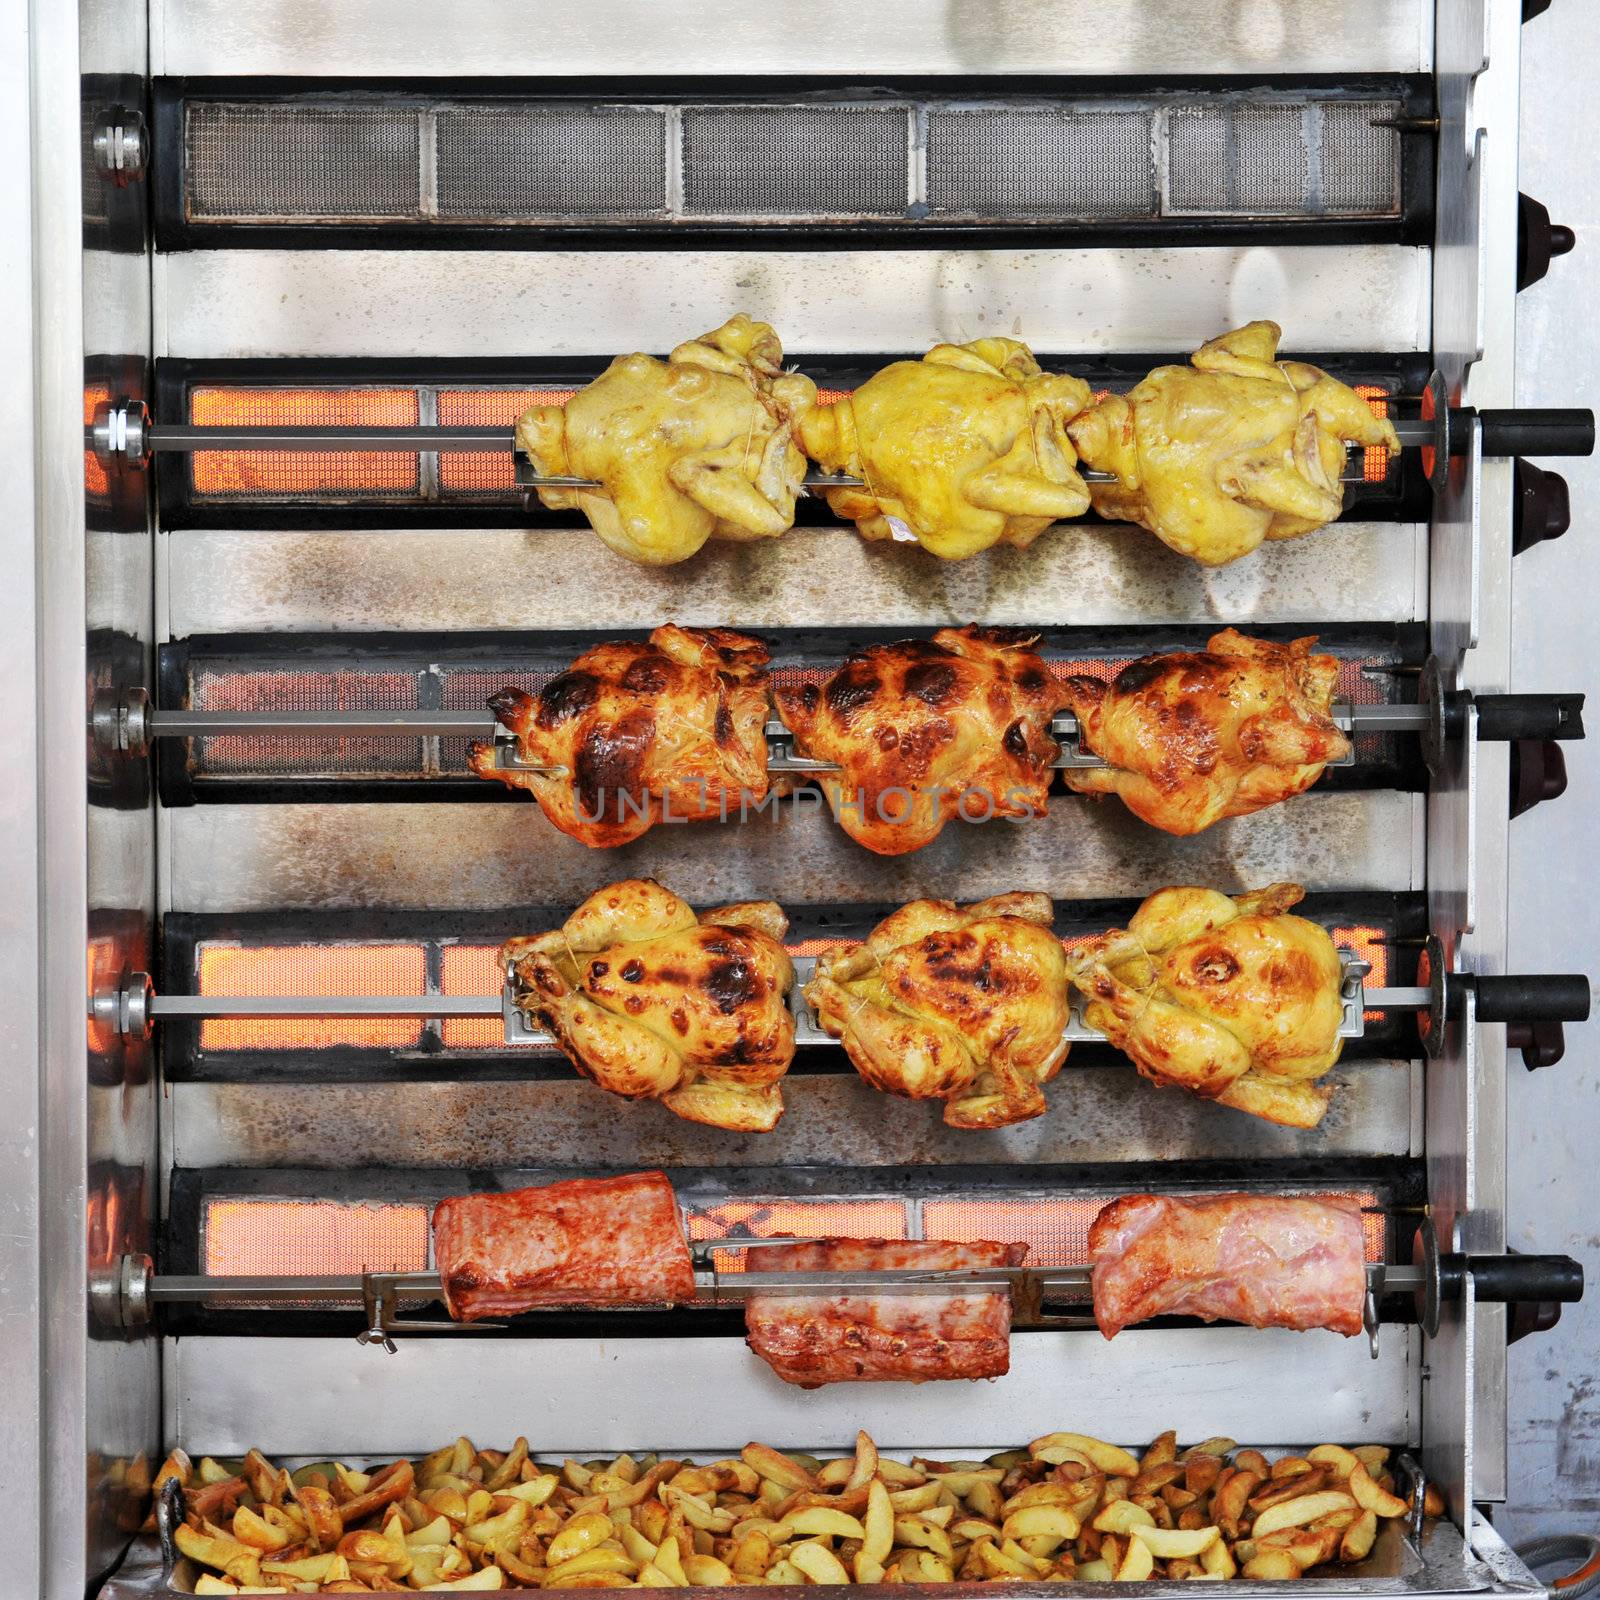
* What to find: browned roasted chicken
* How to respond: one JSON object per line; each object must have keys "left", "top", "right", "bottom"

{"left": 806, "top": 893, "right": 1070, "bottom": 1129}
{"left": 466, "top": 625, "right": 774, "bottom": 849}
{"left": 1059, "top": 630, "right": 1351, "bottom": 834}
{"left": 516, "top": 314, "right": 817, "bottom": 566}
{"left": 798, "top": 339, "right": 1093, "bottom": 559}
{"left": 773, "top": 626, "right": 1065, "bottom": 855}
{"left": 1068, "top": 884, "right": 1346, "bottom": 1128}
{"left": 503, "top": 879, "right": 796, "bottom": 1132}
{"left": 1067, "top": 321, "right": 1401, "bottom": 565}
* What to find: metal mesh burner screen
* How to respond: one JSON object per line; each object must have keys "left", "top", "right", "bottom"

{"left": 186, "top": 665, "right": 424, "bottom": 777}
{"left": 435, "top": 105, "right": 666, "bottom": 219}
{"left": 1168, "top": 102, "right": 1308, "bottom": 215}
{"left": 186, "top": 102, "right": 421, "bottom": 221}
{"left": 927, "top": 108, "right": 1155, "bottom": 218}
{"left": 179, "top": 91, "right": 1406, "bottom": 230}
{"left": 1321, "top": 101, "right": 1403, "bottom": 213}
{"left": 680, "top": 105, "right": 908, "bottom": 218}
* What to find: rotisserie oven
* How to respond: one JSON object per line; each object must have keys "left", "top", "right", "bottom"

{"left": 6, "top": 2, "right": 1597, "bottom": 1596}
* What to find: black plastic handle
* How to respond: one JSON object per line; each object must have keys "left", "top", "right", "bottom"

{"left": 1513, "top": 459, "right": 1571, "bottom": 554}
{"left": 1473, "top": 692, "right": 1586, "bottom": 742}
{"left": 1510, "top": 741, "right": 1569, "bottom": 820}
{"left": 1507, "top": 1019, "right": 1569, "bottom": 1070}
{"left": 1470, "top": 973, "right": 1592, "bottom": 1025}
{"left": 1478, "top": 408, "right": 1595, "bottom": 459}
{"left": 1453, "top": 1253, "right": 1585, "bottom": 1306}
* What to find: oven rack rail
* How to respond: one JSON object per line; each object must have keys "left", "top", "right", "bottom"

{"left": 105, "top": 678, "right": 1587, "bottom": 781}
{"left": 96, "top": 949, "right": 1592, "bottom": 1064}
{"left": 102, "top": 1221, "right": 1584, "bottom": 1359}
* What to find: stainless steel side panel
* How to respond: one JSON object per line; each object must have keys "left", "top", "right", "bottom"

{"left": 151, "top": 0, "right": 1432, "bottom": 77}
{"left": 1503, "top": 3, "right": 1600, "bottom": 1543}
{"left": 82, "top": 0, "right": 163, "bottom": 1583}
{"left": 169, "top": 1067, "right": 1421, "bottom": 1171}
{"left": 0, "top": 0, "right": 50, "bottom": 1588}
{"left": 1426, "top": 0, "right": 1518, "bottom": 1518}
{"left": 161, "top": 792, "right": 1423, "bottom": 914}
{"left": 152, "top": 246, "right": 1431, "bottom": 359}
{"left": 166, "top": 523, "right": 1430, "bottom": 635}
{"left": 163, "top": 1327, "right": 1422, "bottom": 1458}
{"left": 11, "top": 0, "right": 95, "bottom": 1591}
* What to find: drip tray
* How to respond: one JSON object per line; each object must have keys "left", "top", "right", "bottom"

{"left": 99, "top": 1496, "right": 1534, "bottom": 1597}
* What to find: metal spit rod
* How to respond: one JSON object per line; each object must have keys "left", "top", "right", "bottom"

{"left": 141, "top": 703, "right": 1425, "bottom": 774}
{"left": 139, "top": 421, "right": 1436, "bottom": 452}
{"left": 141, "top": 1260, "right": 1427, "bottom": 1311}
{"left": 142, "top": 955, "right": 1426, "bottom": 1034}
{"left": 143, "top": 990, "right": 1431, "bottom": 1022}
{"left": 141, "top": 421, "right": 1400, "bottom": 487}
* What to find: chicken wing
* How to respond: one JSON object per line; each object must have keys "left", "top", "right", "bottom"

{"left": 798, "top": 338, "right": 1092, "bottom": 559}
{"left": 1069, "top": 883, "right": 1345, "bottom": 1128}
{"left": 1059, "top": 629, "right": 1351, "bottom": 834}
{"left": 503, "top": 879, "right": 796, "bottom": 1131}
{"left": 773, "top": 626, "right": 1065, "bottom": 855}
{"left": 466, "top": 625, "right": 774, "bottom": 849}
{"left": 806, "top": 892, "right": 1070, "bottom": 1129}
{"left": 516, "top": 314, "right": 817, "bottom": 566}
{"left": 1067, "top": 321, "right": 1401, "bottom": 565}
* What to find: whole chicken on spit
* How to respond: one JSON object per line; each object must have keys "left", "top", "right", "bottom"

{"left": 516, "top": 314, "right": 817, "bottom": 566}
{"left": 1067, "top": 321, "right": 1401, "bottom": 565}
{"left": 798, "top": 338, "right": 1093, "bottom": 559}
{"left": 1069, "top": 883, "right": 1345, "bottom": 1129}
{"left": 466, "top": 625, "right": 775, "bottom": 850}
{"left": 773, "top": 626, "right": 1065, "bottom": 855}
{"left": 805, "top": 892, "right": 1070, "bottom": 1129}
{"left": 503, "top": 879, "right": 796, "bottom": 1131}
{"left": 1059, "top": 629, "right": 1352, "bottom": 834}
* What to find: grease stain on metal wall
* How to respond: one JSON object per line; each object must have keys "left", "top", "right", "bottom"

{"left": 166, "top": 790, "right": 1421, "bottom": 913}
{"left": 168, "top": 523, "right": 1426, "bottom": 635}
{"left": 171, "top": 1064, "right": 1416, "bottom": 1172}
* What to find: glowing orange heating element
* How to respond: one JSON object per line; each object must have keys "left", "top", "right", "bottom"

{"left": 189, "top": 921, "right": 1393, "bottom": 1055}
{"left": 437, "top": 388, "right": 573, "bottom": 493}
{"left": 440, "top": 944, "right": 504, "bottom": 1048}
{"left": 924, "top": 1190, "right": 1385, "bottom": 1271}
{"left": 1355, "top": 385, "right": 1393, "bottom": 482}
{"left": 84, "top": 383, "right": 111, "bottom": 498}
{"left": 190, "top": 387, "right": 420, "bottom": 496}
{"left": 923, "top": 1197, "right": 1109, "bottom": 1268}
{"left": 195, "top": 1189, "right": 1386, "bottom": 1286}
{"left": 1338, "top": 923, "right": 1392, "bottom": 1022}
{"left": 204, "top": 1198, "right": 430, "bottom": 1276}
{"left": 687, "top": 1200, "right": 908, "bottom": 1271}
{"left": 196, "top": 943, "right": 427, "bottom": 1051}
{"left": 438, "top": 384, "right": 855, "bottom": 494}
{"left": 192, "top": 668, "right": 418, "bottom": 774}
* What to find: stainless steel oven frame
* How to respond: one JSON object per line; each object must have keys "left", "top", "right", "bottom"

{"left": 1, "top": 1, "right": 1587, "bottom": 1595}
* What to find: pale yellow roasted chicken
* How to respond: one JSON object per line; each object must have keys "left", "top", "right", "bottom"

{"left": 806, "top": 893, "right": 1070, "bottom": 1129}
{"left": 1068, "top": 884, "right": 1345, "bottom": 1129}
{"left": 773, "top": 626, "right": 1065, "bottom": 855}
{"left": 1059, "top": 630, "right": 1352, "bottom": 834}
{"left": 1067, "top": 321, "right": 1401, "bottom": 565}
{"left": 516, "top": 314, "right": 817, "bottom": 565}
{"left": 466, "top": 625, "right": 774, "bottom": 849}
{"left": 503, "top": 879, "right": 796, "bottom": 1131}
{"left": 798, "top": 338, "right": 1093, "bottom": 559}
